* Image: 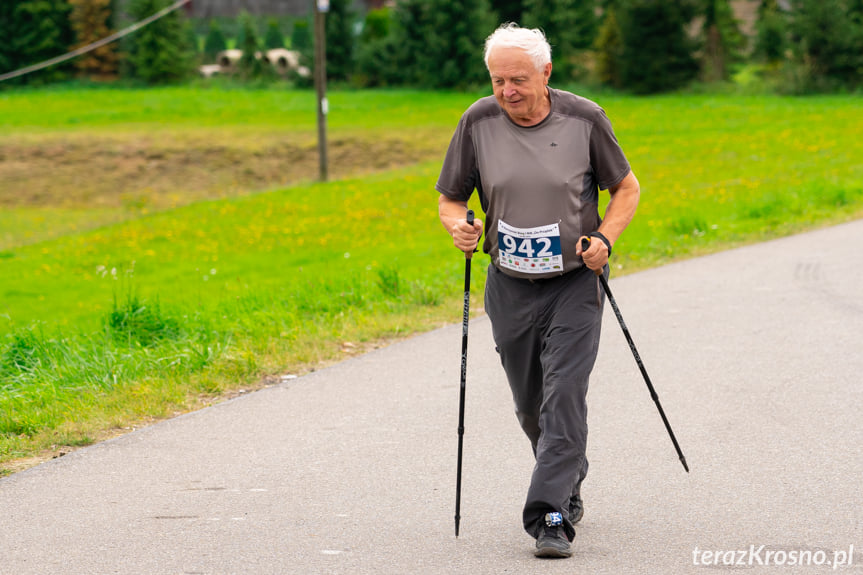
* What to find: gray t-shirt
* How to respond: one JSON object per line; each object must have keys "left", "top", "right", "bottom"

{"left": 436, "top": 87, "right": 630, "bottom": 279}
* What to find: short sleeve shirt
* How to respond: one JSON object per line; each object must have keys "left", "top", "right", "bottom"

{"left": 436, "top": 87, "right": 630, "bottom": 279}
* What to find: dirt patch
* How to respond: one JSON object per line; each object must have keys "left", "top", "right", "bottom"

{"left": 0, "top": 133, "right": 448, "bottom": 210}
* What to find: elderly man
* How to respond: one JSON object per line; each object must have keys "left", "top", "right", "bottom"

{"left": 436, "top": 23, "right": 640, "bottom": 558}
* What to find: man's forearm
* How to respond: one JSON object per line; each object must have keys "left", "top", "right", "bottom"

{"left": 438, "top": 194, "right": 469, "bottom": 236}
{"left": 598, "top": 171, "right": 640, "bottom": 247}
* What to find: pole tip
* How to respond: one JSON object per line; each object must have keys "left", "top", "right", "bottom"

{"left": 681, "top": 456, "right": 690, "bottom": 473}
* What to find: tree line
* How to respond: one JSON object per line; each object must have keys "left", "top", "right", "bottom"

{"left": 2, "top": 0, "right": 862, "bottom": 93}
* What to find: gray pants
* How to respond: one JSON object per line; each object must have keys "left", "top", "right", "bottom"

{"left": 485, "top": 263, "right": 605, "bottom": 542}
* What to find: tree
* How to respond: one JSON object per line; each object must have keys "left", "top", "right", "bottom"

{"left": 523, "top": 0, "right": 597, "bottom": 82}
{"left": 390, "top": 0, "right": 496, "bottom": 89}
{"left": 699, "top": 0, "right": 745, "bottom": 82}
{"left": 754, "top": 0, "right": 787, "bottom": 67}
{"left": 236, "top": 11, "right": 268, "bottom": 80}
{"left": 386, "top": 0, "right": 428, "bottom": 85}
{"left": 618, "top": 0, "right": 699, "bottom": 94}
{"left": 1, "top": 0, "right": 75, "bottom": 85}
{"left": 490, "top": 0, "right": 524, "bottom": 22}
{"left": 289, "top": 17, "right": 313, "bottom": 87}
{"left": 354, "top": 7, "right": 399, "bottom": 87}
{"left": 325, "top": 0, "right": 356, "bottom": 82}
{"left": 291, "top": 19, "right": 312, "bottom": 52}
{"left": 124, "top": 0, "right": 194, "bottom": 84}
{"left": 594, "top": 7, "right": 623, "bottom": 88}
{"left": 264, "top": 17, "right": 285, "bottom": 50}
{"left": 787, "top": 0, "right": 862, "bottom": 90}
{"left": 69, "top": 0, "right": 118, "bottom": 79}
{"left": 203, "top": 19, "right": 227, "bottom": 63}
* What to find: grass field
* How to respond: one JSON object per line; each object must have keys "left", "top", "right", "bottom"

{"left": 2, "top": 85, "right": 862, "bottom": 474}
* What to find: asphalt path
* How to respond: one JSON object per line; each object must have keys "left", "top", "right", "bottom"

{"left": 2, "top": 221, "right": 863, "bottom": 575}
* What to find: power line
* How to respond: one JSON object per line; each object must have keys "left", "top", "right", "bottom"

{"left": 0, "top": 0, "right": 191, "bottom": 83}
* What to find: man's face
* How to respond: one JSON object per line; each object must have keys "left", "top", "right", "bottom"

{"left": 487, "top": 46, "right": 552, "bottom": 127}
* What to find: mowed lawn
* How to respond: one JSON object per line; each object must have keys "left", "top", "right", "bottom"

{"left": 1, "top": 86, "right": 862, "bottom": 471}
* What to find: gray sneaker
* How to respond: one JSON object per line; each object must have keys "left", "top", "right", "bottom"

{"left": 534, "top": 513, "right": 572, "bottom": 558}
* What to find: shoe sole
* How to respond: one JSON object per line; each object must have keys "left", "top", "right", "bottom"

{"left": 534, "top": 546, "right": 573, "bottom": 559}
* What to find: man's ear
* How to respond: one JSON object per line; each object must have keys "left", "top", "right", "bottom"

{"left": 543, "top": 62, "right": 552, "bottom": 83}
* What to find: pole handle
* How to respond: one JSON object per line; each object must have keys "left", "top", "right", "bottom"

{"left": 580, "top": 236, "right": 603, "bottom": 276}
{"left": 465, "top": 210, "right": 475, "bottom": 260}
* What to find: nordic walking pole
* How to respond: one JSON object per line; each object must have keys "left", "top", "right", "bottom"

{"left": 581, "top": 237, "right": 689, "bottom": 473}
{"left": 455, "top": 209, "right": 475, "bottom": 537}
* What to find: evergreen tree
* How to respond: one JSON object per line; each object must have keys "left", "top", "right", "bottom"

{"left": 264, "top": 18, "right": 285, "bottom": 50}
{"left": 852, "top": 0, "right": 863, "bottom": 80}
{"left": 594, "top": 7, "right": 623, "bottom": 88}
{"left": 203, "top": 19, "right": 227, "bottom": 63}
{"left": 325, "top": 0, "right": 356, "bottom": 82}
{"left": 291, "top": 19, "right": 312, "bottom": 52}
{"left": 490, "top": 0, "right": 524, "bottom": 22}
{"left": 432, "top": 0, "right": 497, "bottom": 88}
{"left": 699, "top": 0, "right": 745, "bottom": 82}
{"left": 754, "top": 0, "right": 787, "bottom": 66}
{"left": 388, "top": 0, "right": 429, "bottom": 85}
{"left": 523, "top": 0, "right": 597, "bottom": 83}
{"left": 124, "top": 0, "right": 194, "bottom": 84}
{"left": 390, "top": 0, "right": 495, "bottom": 89}
{"left": 69, "top": 0, "right": 119, "bottom": 79}
{"left": 289, "top": 18, "right": 313, "bottom": 87}
{"left": 1, "top": 0, "right": 75, "bottom": 85}
{"left": 788, "top": 0, "right": 861, "bottom": 90}
{"left": 355, "top": 7, "right": 399, "bottom": 86}
{"left": 618, "top": 0, "right": 699, "bottom": 93}
{"left": 237, "top": 11, "right": 267, "bottom": 80}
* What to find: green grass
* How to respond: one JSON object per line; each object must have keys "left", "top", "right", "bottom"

{"left": 2, "top": 86, "right": 862, "bottom": 472}
{"left": 0, "top": 84, "right": 477, "bottom": 135}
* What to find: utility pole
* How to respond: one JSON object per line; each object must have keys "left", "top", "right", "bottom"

{"left": 314, "top": 0, "right": 329, "bottom": 182}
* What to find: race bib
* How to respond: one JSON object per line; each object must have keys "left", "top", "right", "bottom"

{"left": 497, "top": 220, "right": 563, "bottom": 274}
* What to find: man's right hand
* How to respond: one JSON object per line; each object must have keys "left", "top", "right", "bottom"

{"left": 438, "top": 194, "right": 483, "bottom": 257}
{"left": 451, "top": 216, "right": 483, "bottom": 257}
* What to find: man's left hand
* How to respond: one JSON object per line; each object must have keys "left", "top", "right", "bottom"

{"left": 576, "top": 236, "right": 608, "bottom": 272}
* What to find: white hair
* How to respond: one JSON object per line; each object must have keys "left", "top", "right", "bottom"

{"left": 483, "top": 23, "right": 552, "bottom": 72}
